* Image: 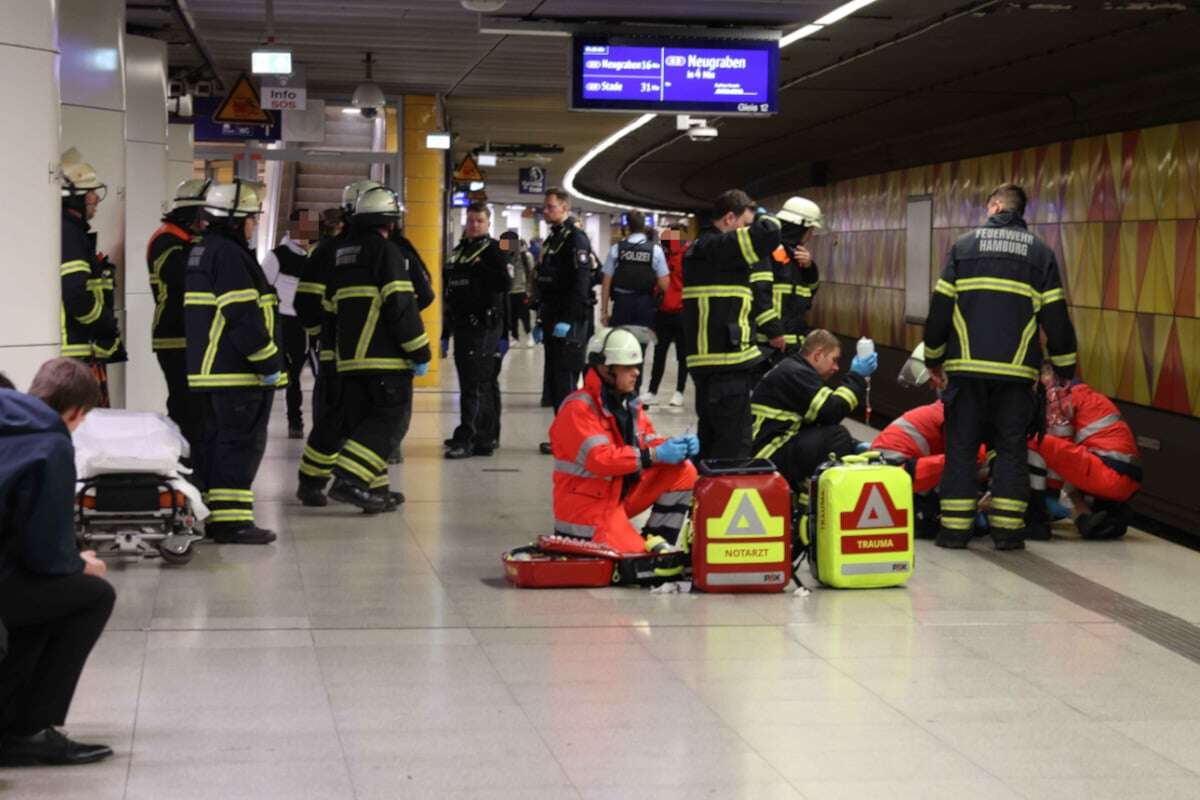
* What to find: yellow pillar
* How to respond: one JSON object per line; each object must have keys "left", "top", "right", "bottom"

{"left": 403, "top": 95, "right": 445, "bottom": 387}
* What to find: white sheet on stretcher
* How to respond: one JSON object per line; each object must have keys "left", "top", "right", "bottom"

{"left": 72, "top": 409, "right": 209, "bottom": 520}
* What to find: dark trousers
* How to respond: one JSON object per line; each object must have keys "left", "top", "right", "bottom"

{"left": 769, "top": 424, "right": 856, "bottom": 495}
{"left": 487, "top": 349, "right": 505, "bottom": 448}
{"left": 507, "top": 293, "right": 530, "bottom": 339}
{"left": 649, "top": 311, "right": 687, "bottom": 395}
{"left": 610, "top": 293, "right": 657, "bottom": 328}
{"left": 197, "top": 388, "right": 272, "bottom": 532}
{"left": 693, "top": 371, "right": 755, "bottom": 460}
{"left": 299, "top": 364, "right": 344, "bottom": 489}
{"left": 546, "top": 326, "right": 585, "bottom": 411}
{"left": 451, "top": 325, "right": 502, "bottom": 450}
{"left": 334, "top": 373, "right": 411, "bottom": 490}
{"left": 0, "top": 571, "right": 115, "bottom": 736}
{"left": 939, "top": 376, "right": 1035, "bottom": 542}
{"left": 155, "top": 349, "right": 204, "bottom": 457}
{"left": 281, "top": 315, "right": 311, "bottom": 429}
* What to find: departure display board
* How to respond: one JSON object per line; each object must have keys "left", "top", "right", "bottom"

{"left": 571, "top": 35, "right": 779, "bottom": 115}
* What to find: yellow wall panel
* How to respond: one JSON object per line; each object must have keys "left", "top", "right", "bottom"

{"left": 402, "top": 94, "right": 444, "bottom": 387}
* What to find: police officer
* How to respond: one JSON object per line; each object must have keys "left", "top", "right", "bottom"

{"left": 324, "top": 186, "right": 431, "bottom": 513}
{"left": 600, "top": 210, "right": 668, "bottom": 330}
{"left": 262, "top": 226, "right": 313, "bottom": 438}
{"left": 683, "top": 189, "right": 782, "bottom": 459}
{"left": 923, "top": 183, "right": 1077, "bottom": 550}
{"left": 534, "top": 187, "right": 594, "bottom": 455}
{"left": 443, "top": 202, "right": 510, "bottom": 459}
{"left": 59, "top": 148, "right": 126, "bottom": 405}
{"left": 757, "top": 196, "right": 822, "bottom": 365}
{"left": 184, "top": 180, "right": 283, "bottom": 545}
{"left": 147, "top": 179, "right": 210, "bottom": 456}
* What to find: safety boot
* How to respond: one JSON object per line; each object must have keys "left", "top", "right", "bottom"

{"left": 209, "top": 525, "right": 277, "bottom": 545}
{"left": 934, "top": 530, "right": 971, "bottom": 549}
{"left": 992, "top": 534, "right": 1026, "bottom": 551}
{"left": 1024, "top": 490, "right": 1051, "bottom": 540}
{"left": 328, "top": 478, "right": 389, "bottom": 514}
{"left": 296, "top": 483, "right": 328, "bottom": 507}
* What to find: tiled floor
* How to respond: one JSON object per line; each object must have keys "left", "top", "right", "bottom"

{"left": 5, "top": 344, "right": 1200, "bottom": 799}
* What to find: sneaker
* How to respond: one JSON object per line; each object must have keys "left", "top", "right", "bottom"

{"left": 0, "top": 727, "right": 113, "bottom": 767}
{"left": 638, "top": 392, "right": 656, "bottom": 405}
{"left": 445, "top": 444, "right": 473, "bottom": 460}
{"left": 296, "top": 484, "right": 328, "bottom": 507}
{"left": 668, "top": 391, "right": 684, "bottom": 407}
{"left": 328, "top": 478, "right": 389, "bottom": 514}
{"left": 210, "top": 525, "right": 277, "bottom": 545}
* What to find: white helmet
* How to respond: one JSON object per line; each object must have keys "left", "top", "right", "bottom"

{"left": 586, "top": 327, "right": 643, "bottom": 367}
{"left": 777, "top": 196, "right": 823, "bottom": 229}
{"left": 353, "top": 185, "right": 401, "bottom": 218}
{"left": 171, "top": 178, "right": 211, "bottom": 210}
{"left": 897, "top": 343, "right": 931, "bottom": 388}
{"left": 203, "top": 179, "right": 264, "bottom": 218}
{"left": 342, "top": 179, "right": 383, "bottom": 213}
{"left": 60, "top": 148, "right": 106, "bottom": 198}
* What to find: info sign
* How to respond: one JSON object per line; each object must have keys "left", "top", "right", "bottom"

{"left": 261, "top": 66, "right": 307, "bottom": 111}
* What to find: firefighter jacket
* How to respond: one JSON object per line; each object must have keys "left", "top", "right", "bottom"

{"left": 146, "top": 222, "right": 193, "bottom": 351}
{"left": 872, "top": 400, "right": 947, "bottom": 494}
{"left": 682, "top": 213, "right": 782, "bottom": 374}
{"left": 750, "top": 354, "right": 865, "bottom": 460}
{"left": 535, "top": 218, "right": 593, "bottom": 327}
{"left": 295, "top": 233, "right": 343, "bottom": 363}
{"left": 325, "top": 229, "right": 431, "bottom": 374}
{"left": 445, "top": 234, "right": 511, "bottom": 331}
{"left": 184, "top": 226, "right": 285, "bottom": 390}
{"left": 549, "top": 369, "right": 668, "bottom": 542}
{"left": 61, "top": 210, "right": 125, "bottom": 362}
{"left": 924, "top": 211, "right": 1077, "bottom": 382}
{"left": 392, "top": 232, "right": 436, "bottom": 311}
{"left": 659, "top": 239, "right": 686, "bottom": 314}
{"left": 1031, "top": 382, "right": 1141, "bottom": 482}
{"left": 756, "top": 244, "right": 819, "bottom": 347}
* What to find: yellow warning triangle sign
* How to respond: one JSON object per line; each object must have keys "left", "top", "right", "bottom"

{"left": 213, "top": 73, "right": 274, "bottom": 125}
{"left": 453, "top": 155, "right": 483, "bottom": 182}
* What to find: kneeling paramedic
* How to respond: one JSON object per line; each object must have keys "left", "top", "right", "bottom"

{"left": 184, "top": 179, "right": 283, "bottom": 545}
{"left": 549, "top": 327, "right": 699, "bottom": 555}
{"left": 324, "top": 186, "right": 431, "bottom": 514}
{"left": 750, "top": 329, "right": 876, "bottom": 503}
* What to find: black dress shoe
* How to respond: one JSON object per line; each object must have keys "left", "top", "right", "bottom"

{"left": 539, "top": 442, "right": 553, "bottom": 455}
{"left": 296, "top": 485, "right": 328, "bottom": 507}
{"left": 328, "top": 478, "right": 388, "bottom": 514}
{"left": 0, "top": 728, "right": 113, "bottom": 767}
{"left": 472, "top": 443, "right": 495, "bottom": 457}
{"left": 445, "top": 444, "right": 473, "bottom": 459}
{"left": 443, "top": 437, "right": 455, "bottom": 447}
{"left": 210, "top": 525, "right": 277, "bottom": 545}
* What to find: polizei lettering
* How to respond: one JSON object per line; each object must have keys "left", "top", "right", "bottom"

{"left": 975, "top": 227, "right": 1033, "bottom": 257}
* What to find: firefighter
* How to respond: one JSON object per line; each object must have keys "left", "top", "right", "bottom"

{"left": 549, "top": 327, "right": 699, "bottom": 554}
{"left": 59, "top": 148, "right": 126, "bottom": 405}
{"left": 750, "top": 329, "right": 875, "bottom": 498}
{"left": 443, "top": 201, "right": 511, "bottom": 459}
{"left": 261, "top": 226, "right": 313, "bottom": 438}
{"left": 294, "top": 183, "right": 379, "bottom": 506}
{"left": 323, "top": 186, "right": 431, "bottom": 513}
{"left": 757, "top": 196, "right": 822, "bottom": 364}
{"left": 683, "top": 189, "right": 783, "bottom": 459}
{"left": 599, "top": 210, "right": 668, "bottom": 330}
{"left": 923, "top": 183, "right": 1078, "bottom": 550}
{"left": 184, "top": 180, "right": 282, "bottom": 545}
{"left": 147, "top": 179, "right": 210, "bottom": 456}
{"left": 534, "top": 187, "right": 594, "bottom": 455}
{"left": 1027, "top": 364, "right": 1141, "bottom": 540}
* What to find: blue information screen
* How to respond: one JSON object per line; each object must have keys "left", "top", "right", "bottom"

{"left": 571, "top": 36, "right": 778, "bottom": 115}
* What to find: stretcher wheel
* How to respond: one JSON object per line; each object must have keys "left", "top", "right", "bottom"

{"left": 157, "top": 543, "right": 194, "bottom": 566}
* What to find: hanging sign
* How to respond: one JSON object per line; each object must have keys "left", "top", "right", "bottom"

{"left": 261, "top": 66, "right": 307, "bottom": 111}
{"left": 213, "top": 73, "right": 274, "bottom": 125}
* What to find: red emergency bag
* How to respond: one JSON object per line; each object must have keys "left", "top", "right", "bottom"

{"left": 690, "top": 459, "right": 792, "bottom": 593}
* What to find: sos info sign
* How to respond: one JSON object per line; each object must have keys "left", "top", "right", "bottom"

{"left": 261, "top": 68, "right": 306, "bottom": 111}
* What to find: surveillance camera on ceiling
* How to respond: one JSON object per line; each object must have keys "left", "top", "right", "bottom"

{"left": 460, "top": 0, "right": 507, "bottom": 11}
{"left": 359, "top": 106, "right": 379, "bottom": 120}
{"left": 352, "top": 81, "right": 385, "bottom": 110}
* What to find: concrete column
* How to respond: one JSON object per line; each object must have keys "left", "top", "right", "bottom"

{"left": 59, "top": 0, "right": 127, "bottom": 404}
{"left": 123, "top": 35, "right": 168, "bottom": 412}
{"left": 0, "top": 1, "right": 60, "bottom": 388}
{"left": 167, "top": 124, "right": 195, "bottom": 197}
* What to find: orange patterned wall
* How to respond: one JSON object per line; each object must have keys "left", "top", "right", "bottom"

{"left": 767, "top": 120, "right": 1200, "bottom": 418}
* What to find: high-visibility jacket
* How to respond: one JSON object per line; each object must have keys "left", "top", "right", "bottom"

{"left": 146, "top": 221, "right": 192, "bottom": 351}
{"left": 1030, "top": 381, "right": 1141, "bottom": 485}
{"left": 682, "top": 213, "right": 782, "bottom": 374}
{"left": 750, "top": 355, "right": 865, "bottom": 459}
{"left": 872, "top": 400, "right": 947, "bottom": 493}
{"left": 535, "top": 218, "right": 593, "bottom": 327}
{"left": 61, "top": 210, "right": 125, "bottom": 362}
{"left": 295, "top": 232, "right": 345, "bottom": 364}
{"left": 184, "top": 226, "right": 285, "bottom": 390}
{"left": 924, "top": 211, "right": 1076, "bottom": 382}
{"left": 445, "top": 234, "right": 510, "bottom": 329}
{"left": 325, "top": 228, "right": 431, "bottom": 373}
{"left": 755, "top": 244, "right": 819, "bottom": 347}
{"left": 659, "top": 239, "right": 686, "bottom": 314}
{"left": 550, "top": 369, "right": 669, "bottom": 551}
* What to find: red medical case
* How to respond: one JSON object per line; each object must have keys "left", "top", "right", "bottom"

{"left": 501, "top": 545, "right": 616, "bottom": 588}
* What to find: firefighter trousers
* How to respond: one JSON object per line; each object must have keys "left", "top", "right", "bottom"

{"left": 333, "top": 372, "right": 411, "bottom": 491}
{"left": 197, "top": 388, "right": 272, "bottom": 533}
{"left": 598, "top": 460, "right": 699, "bottom": 554}
{"left": 450, "top": 324, "right": 501, "bottom": 450}
{"left": 770, "top": 424, "right": 856, "bottom": 500}
{"left": 298, "top": 363, "right": 344, "bottom": 490}
{"left": 939, "top": 376, "right": 1034, "bottom": 543}
{"left": 155, "top": 349, "right": 205, "bottom": 460}
{"left": 694, "top": 371, "right": 755, "bottom": 460}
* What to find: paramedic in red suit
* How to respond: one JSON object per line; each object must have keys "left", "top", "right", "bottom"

{"left": 549, "top": 327, "right": 700, "bottom": 555}
{"left": 872, "top": 399, "right": 950, "bottom": 539}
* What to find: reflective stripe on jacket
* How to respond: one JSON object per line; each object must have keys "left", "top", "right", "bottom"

{"left": 755, "top": 244, "right": 819, "bottom": 346}
{"left": 61, "top": 210, "right": 124, "bottom": 361}
{"left": 750, "top": 355, "right": 865, "bottom": 459}
{"left": 146, "top": 222, "right": 192, "bottom": 351}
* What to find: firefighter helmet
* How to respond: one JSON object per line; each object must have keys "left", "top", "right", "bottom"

{"left": 353, "top": 185, "right": 402, "bottom": 218}
{"left": 203, "top": 179, "right": 265, "bottom": 218}
{"left": 342, "top": 179, "right": 384, "bottom": 213}
{"left": 777, "top": 196, "right": 823, "bottom": 229}
{"left": 897, "top": 343, "right": 931, "bottom": 388}
{"left": 171, "top": 178, "right": 211, "bottom": 210}
{"left": 586, "top": 327, "right": 643, "bottom": 367}
{"left": 60, "top": 148, "right": 107, "bottom": 199}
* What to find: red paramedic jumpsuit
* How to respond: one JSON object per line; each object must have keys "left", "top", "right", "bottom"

{"left": 1027, "top": 382, "right": 1140, "bottom": 502}
{"left": 550, "top": 370, "right": 698, "bottom": 555}
{"left": 871, "top": 400, "right": 947, "bottom": 493}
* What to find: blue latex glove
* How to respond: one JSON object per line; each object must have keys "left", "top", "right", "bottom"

{"left": 413, "top": 361, "right": 430, "bottom": 377}
{"left": 1046, "top": 494, "right": 1070, "bottom": 520}
{"left": 531, "top": 325, "right": 544, "bottom": 345}
{"left": 850, "top": 352, "right": 878, "bottom": 377}
{"left": 261, "top": 371, "right": 283, "bottom": 386}
{"left": 654, "top": 438, "right": 689, "bottom": 465}
{"left": 855, "top": 441, "right": 872, "bottom": 454}
{"left": 497, "top": 336, "right": 510, "bottom": 356}
{"left": 681, "top": 434, "right": 700, "bottom": 457}
{"left": 440, "top": 338, "right": 449, "bottom": 359}
{"left": 552, "top": 322, "right": 571, "bottom": 338}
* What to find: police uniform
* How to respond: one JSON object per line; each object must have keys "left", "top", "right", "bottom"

{"left": 325, "top": 228, "right": 430, "bottom": 494}
{"left": 445, "top": 234, "right": 511, "bottom": 455}
{"left": 750, "top": 355, "right": 863, "bottom": 498}
{"left": 608, "top": 235, "right": 659, "bottom": 328}
{"left": 536, "top": 218, "right": 594, "bottom": 410}
{"left": 61, "top": 209, "right": 126, "bottom": 403}
{"left": 184, "top": 226, "right": 285, "bottom": 536}
{"left": 147, "top": 221, "right": 204, "bottom": 452}
{"left": 682, "top": 213, "right": 782, "bottom": 459}
{"left": 923, "top": 210, "right": 1077, "bottom": 547}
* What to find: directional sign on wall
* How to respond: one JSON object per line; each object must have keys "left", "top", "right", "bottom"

{"left": 519, "top": 166, "right": 546, "bottom": 195}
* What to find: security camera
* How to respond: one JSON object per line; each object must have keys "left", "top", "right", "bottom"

{"left": 359, "top": 106, "right": 378, "bottom": 119}
{"left": 687, "top": 125, "right": 718, "bottom": 142}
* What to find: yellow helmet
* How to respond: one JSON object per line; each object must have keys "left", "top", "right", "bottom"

{"left": 342, "top": 179, "right": 383, "bottom": 213}
{"left": 172, "top": 178, "right": 211, "bottom": 210}
{"left": 204, "top": 179, "right": 265, "bottom": 218}
{"left": 60, "top": 147, "right": 106, "bottom": 199}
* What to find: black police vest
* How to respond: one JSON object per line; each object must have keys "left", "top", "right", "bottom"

{"left": 272, "top": 244, "right": 308, "bottom": 279}
{"left": 612, "top": 239, "right": 656, "bottom": 294}
{"left": 446, "top": 238, "right": 499, "bottom": 323}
